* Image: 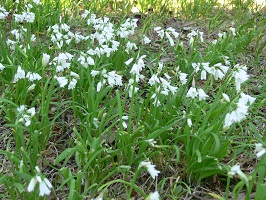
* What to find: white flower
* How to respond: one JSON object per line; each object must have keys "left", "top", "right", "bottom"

{"left": 146, "top": 191, "right": 160, "bottom": 200}
{"left": 238, "top": 93, "right": 256, "bottom": 106}
{"left": 192, "top": 63, "right": 200, "bottom": 73}
{"left": 87, "top": 56, "right": 95, "bottom": 66}
{"left": 0, "top": 63, "right": 5, "bottom": 71}
{"left": 27, "top": 166, "right": 53, "bottom": 196}
{"left": 154, "top": 27, "right": 164, "bottom": 39}
{"left": 128, "top": 85, "right": 139, "bottom": 98}
{"left": 23, "top": 12, "right": 35, "bottom": 23}
{"left": 178, "top": 72, "right": 188, "bottom": 85}
{"left": 33, "top": 0, "right": 42, "bottom": 5}
{"left": 42, "top": 53, "right": 50, "bottom": 67}
{"left": 0, "top": 6, "right": 9, "bottom": 20}
{"left": 223, "top": 102, "right": 249, "bottom": 129}
{"left": 26, "top": 72, "right": 42, "bottom": 82}
{"left": 13, "top": 66, "right": 26, "bottom": 82}
{"left": 222, "top": 93, "right": 230, "bottom": 102}
{"left": 139, "top": 161, "right": 160, "bottom": 179}
{"left": 228, "top": 164, "right": 248, "bottom": 185}
{"left": 201, "top": 70, "right": 206, "bottom": 80}
{"left": 68, "top": 78, "right": 77, "bottom": 90}
{"left": 27, "top": 107, "right": 36, "bottom": 116}
{"left": 91, "top": 70, "right": 100, "bottom": 77}
{"left": 125, "top": 58, "right": 134, "bottom": 66}
{"left": 143, "top": 36, "right": 151, "bottom": 44}
{"left": 198, "top": 88, "right": 209, "bottom": 101}
{"left": 187, "top": 118, "right": 192, "bottom": 128}
{"left": 186, "top": 87, "right": 198, "bottom": 99}
{"left": 198, "top": 31, "right": 204, "bottom": 42}
{"left": 125, "top": 42, "right": 137, "bottom": 53}
{"left": 70, "top": 71, "right": 80, "bottom": 79}
{"left": 17, "top": 105, "right": 26, "bottom": 113}
{"left": 39, "top": 178, "right": 52, "bottom": 196}
{"left": 229, "top": 27, "right": 236, "bottom": 36}
{"left": 27, "top": 176, "right": 52, "bottom": 196}
{"left": 232, "top": 64, "right": 249, "bottom": 91}
{"left": 228, "top": 164, "right": 240, "bottom": 177}
{"left": 146, "top": 139, "right": 157, "bottom": 147}
{"left": 27, "top": 84, "right": 36, "bottom": 91}
{"left": 55, "top": 76, "right": 68, "bottom": 87}
{"left": 255, "top": 143, "right": 266, "bottom": 158}
{"left": 27, "top": 176, "right": 39, "bottom": 192}
{"left": 81, "top": 10, "right": 89, "bottom": 19}
{"left": 93, "top": 118, "right": 99, "bottom": 128}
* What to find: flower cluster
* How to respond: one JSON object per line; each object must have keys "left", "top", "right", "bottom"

{"left": 154, "top": 26, "right": 180, "bottom": 46}
{"left": 187, "top": 30, "right": 204, "bottom": 44}
{"left": 14, "top": 4, "right": 35, "bottom": 23}
{"left": 223, "top": 93, "right": 256, "bottom": 130}
{"left": 17, "top": 105, "right": 36, "bottom": 126}
{"left": 55, "top": 71, "right": 79, "bottom": 90}
{"left": 186, "top": 87, "right": 209, "bottom": 101}
{"left": 27, "top": 166, "right": 53, "bottom": 196}
{"left": 13, "top": 66, "right": 42, "bottom": 83}
{"left": 232, "top": 64, "right": 249, "bottom": 91}
{"left": 49, "top": 22, "right": 89, "bottom": 48}
{"left": 91, "top": 69, "right": 122, "bottom": 92}
{"left": 0, "top": 6, "right": 8, "bottom": 20}
{"left": 192, "top": 62, "right": 229, "bottom": 80}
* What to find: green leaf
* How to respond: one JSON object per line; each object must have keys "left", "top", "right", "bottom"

{"left": 207, "top": 192, "right": 225, "bottom": 200}
{"left": 54, "top": 148, "right": 76, "bottom": 165}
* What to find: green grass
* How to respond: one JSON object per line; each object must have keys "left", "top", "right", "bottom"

{"left": 0, "top": 0, "right": 265, "bottom": 199}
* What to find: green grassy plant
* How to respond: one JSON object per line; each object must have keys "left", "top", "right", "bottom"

{"left": 0, "top": 0, "right": 265, "bottom": 199}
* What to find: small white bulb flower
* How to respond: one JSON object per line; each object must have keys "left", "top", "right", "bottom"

{"left": 186, "top": 87, "right": 198, "bottom": 99}
{"left": 42, "top": 53, "right": 50, "bottom": 67}
{"left": 0, "top": 63, "right": 5, "bottom": 71}
{"left": 198, "top": 88, "right": 209, "bottom": 101}
{"left": 139, "top": 161, "right": 160, "bottom": 180}
{"left": 222, "top": 93, "right": 230, "bottom": 102}
{"left": 143, "top": 36, "right": 151, "bottom": 44}
{"left": 55, "top": 76, "right": 68, "bottom": 87}
{"left": 27, "top": 166, "right": 53, "bottom": 196}
{"left": 187, "top": 118, "right": 192, "bottom": 128}
{"left": 145, "top": 191, "right": 160, "bottom": 200}
{"left": 255, "top": 143, "right": 266, "bottom": 158}
{"left": 228, "top": 164, "right": 248, "bottom": 185}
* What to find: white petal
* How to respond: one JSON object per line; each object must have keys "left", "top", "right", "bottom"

{"left": 27, "top": 177, "right": 37, "bottom": 192}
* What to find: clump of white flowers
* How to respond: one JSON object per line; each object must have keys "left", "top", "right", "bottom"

{"left": 14, "top": 4, "right": 35, "bottom": 23}
{"left": 223, "top": 93, "right": 255, "bottom": 130}
{"left": 91, "top": 69, "right": 123, "bottom": 92}
{"left": 27, "top": 166, "right": 53, "bottom": 196}
{"left": 17, "top": 105, "right": 36, "bottom": 126}
{"left": 13, "top": 66, "right": 42, "bottom": 83}
{"left": 187, "top": 30, "right": 204, "bottom": 44}
{"left": 154, "top": 26, "right": 180, "bottom": 46}
{"left": 186, "top": 87, "right": 209, "bottom": 101}
{"left": 192, "top": 62, "right": 229, "bottom": 80}
{"left": 232, "top": 64, "right": 249, "bottom": 92}
{"left": 54, "top": 71, "right": 79, "bottom": 90}
{"left": 0, "top": 6, "right": 9, "bottom": 20}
